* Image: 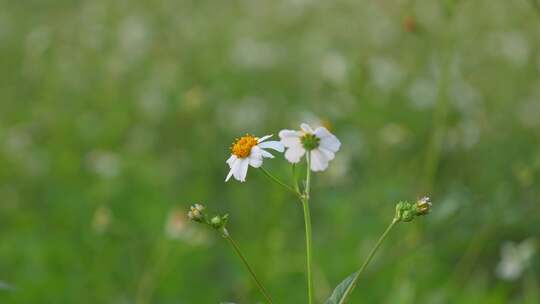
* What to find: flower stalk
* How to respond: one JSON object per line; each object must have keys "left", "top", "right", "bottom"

{"left": 222, "top": 228, "right": 274, "bottom": 304}
{"left": 302, "top": 152, "right": 314, "bottom": 304}
{"left": 336, "top": 197, "right": 433, "bottom": 303}
{"left": 259, "top": 166, "right": 301, "bottom": 197}
{"left": 188, "top": 205, "right": 273, "bottom": 304}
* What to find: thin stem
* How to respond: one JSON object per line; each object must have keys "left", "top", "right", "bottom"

{"left": 302, "top": 152, "right": 314, "bottom": 304}
{"left": 305, "top": 153, "right": 311, "bottom": 197}
{"left": 259, "top": 167, "right": 300, "bottom": 197}
{"left": 338, "top": 218, "right": 399, "bottom": 304}
{"left": 223, "top": 229, "right": 274, "bottom": 304}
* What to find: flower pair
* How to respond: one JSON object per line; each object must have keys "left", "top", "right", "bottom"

{"left": 225, "top": 123, "right": 341, "bottom": 182}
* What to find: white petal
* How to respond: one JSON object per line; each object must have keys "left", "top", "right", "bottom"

{"left": 257, "top": 134, "right": 273, "bottom": 143}
{"left": 234, "top": 158, "right": 250, "bottom": 182}
{"left": 251, "top": 146, "right": 263, "bottom": 158}
{"left": 310, "top": 150, "right": 329, "bottom": 172}
{"left": 260, "top": 149, "right": 274, "bottom": 158}
{"left": 284, "top": 146, "right": 306, "bottom": 163}
{"left": 226, "top": 154, "right": 237, "bottom": 167}
{"left": 279, "top": 130, "right": 302, "bottom": 147}
{"left": 300, "top": 123, "right": 314, "bottom": 133}
{"left": 249, "top": 156, "right": 263, "bottom": 168}
{"left": 258, "top": 140, "right": 284, "bottom": 152}
{"left": 225, "top": 158, "right": 240, "bottom": 182}
{"left": 317, "top": 147, "right": 335, "bottom": 161}
{"left": 279, "top": 129, "right": 302, "bottom": 138}
{"left": 248, "top": 146, "right": 263, "bottom": 168}
{"left": 314, "top": 127, "right": 331, "bottom": 138}
{"left": 315, "top": 127, "right": 341, "bottom": 152}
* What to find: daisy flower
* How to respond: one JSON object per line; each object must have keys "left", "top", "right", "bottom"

{"left": 279, "top": 123, "right": 341, "bottom": 172}
{"left": 225, "top": 134, "right": 284, "bottom": 182}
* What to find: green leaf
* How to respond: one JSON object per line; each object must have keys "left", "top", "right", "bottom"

{"left": 325, "top": 271, "right": 359, "bottom": 304}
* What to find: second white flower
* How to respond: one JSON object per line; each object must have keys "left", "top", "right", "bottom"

{"left": 279, "top": 123, "right": 341, "bottom": 172}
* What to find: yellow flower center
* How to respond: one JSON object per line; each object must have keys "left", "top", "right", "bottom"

{"left": 231, "top": 135, "right": 258, "bottom": 158}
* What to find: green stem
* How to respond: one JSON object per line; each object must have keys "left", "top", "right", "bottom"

{"left": 260, "top": 167, "right": 300, "bottom": 197}
{"left": 339, "top": 218, "right": 399, "bottom": 304}
{"left": 223, "top": 229, "right": 274, "bottom": 304}
{"left": 302, "top": 152, "right": 314, "bottom": 304}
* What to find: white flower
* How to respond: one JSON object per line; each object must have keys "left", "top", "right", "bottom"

{"left": 496, "top": 239, "right": 536, "bottom": 281}
{"left": 225, "top": 134, "right": 284, "bottom": 182}
{"left": 279, "top": 123, "right": 341, "bottom": 172}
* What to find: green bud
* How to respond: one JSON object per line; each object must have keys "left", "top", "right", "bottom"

{"left": 401, "top": 210, "right": 415, "bottom": 222}
{"left": 210, "top": 216, "right": 222, "bottom": 228}
{"left": 394, "top": 197, "right": 432, "bottom": 222}
{"left": 210, "top": 214, "right": 229, "bottom": 230}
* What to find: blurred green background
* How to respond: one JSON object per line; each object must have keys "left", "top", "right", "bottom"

{"left": 1, "top": 0, "right": 540, "bottom": 303}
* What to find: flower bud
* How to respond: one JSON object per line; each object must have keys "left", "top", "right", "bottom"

{"left": 210, "top": 216, "right": 222, "bottom": 228}
{"left": 394, "top": 196, "right": 432, "bottom": 222}
{"left": 210, "top": 214, "right": 229, "bottom": 230}
{"left": 188, "top": 204, "right": 206, "bottom": 222}
{"left": 415, "top": 196, "right": 432, "bottom": 216}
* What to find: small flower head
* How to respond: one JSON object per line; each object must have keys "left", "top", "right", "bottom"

{"left": 225, "top": 134, "right": 284, "bottom": 182}
{"left": 231, "top": 135, "right": 259, "bottom": 158}
{"left": 187, "top": 203, "right": 230, "bottom": 236}
{"left": 188, "top": 203, "right": 206, "bottom": 222}
{"left": 279, "top": 123, "right": 341, "bottom": 172}
{"left": 415, "top": 196, "right": 432, "bottom": 215}
{"left": 395, "top": 196, "right": 433, "bottom": 222}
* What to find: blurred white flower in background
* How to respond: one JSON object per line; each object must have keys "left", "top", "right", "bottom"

{"left": 25, "top": 26, "right": 51, "bottom": 58}
{"left": 164, "top": 207, "right": 188, "bottom": 239}
{"left": 137, "top": 81, "right": 167, "bottom": 121}
{"left": 516, "top": 94, "right": 540, "bottom": 129}
{"left": 86, "top": 150, "right": 121, "bottom": 179}
{"left": 277, "top": 0, "right": 317, "bottom": 20}
{"left": 488, "top": 31, "right": 530, "bottom": 67}
{"left": 413, "top": 0, "right": 443, "bottom": 30}
{"left": 79, "top": 1, "right": 107, "bottom": 50}
{"left": 445, "top": 120, "right": 481, "bottom": 151}
{"left": 3, "top": 127, "right": 49, "bottom": 177}
{"left": 164, "top": 207, "right": 208, "bottom": 244}
{"left": 379, "top": 123, "right": 408, "bottom": 146}
{"left": 231, "top": 38, "right": 282, "bottom": 69}
{"left": 364, "top": 3, "right": 399, "bottom": 48}
{"left": 320, "top": 51, "right": 348, "bottom": 85}
{"left": 408, "top": 77, "right": 438, "bottom": 110}
{"left": 368, "top": 57, "right": 404, "bottom": 92}
{"left": 4, "top": 127, "right": 32, "bottom": 156}
{"left": 496, "top": 239, "right": 537, "bottom": 281}
{"left": 217, "top": 97, "right": 267, "bottom": 132}
{"left": 449, "top": 79, "right": 484, "bottom": 116}
{"left": 117, "top": 15, "right": 151, "bottom": 61}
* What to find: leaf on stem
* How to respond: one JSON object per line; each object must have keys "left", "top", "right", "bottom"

{"left": 324, "top": 271, "right": 358, "bottom": 304}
